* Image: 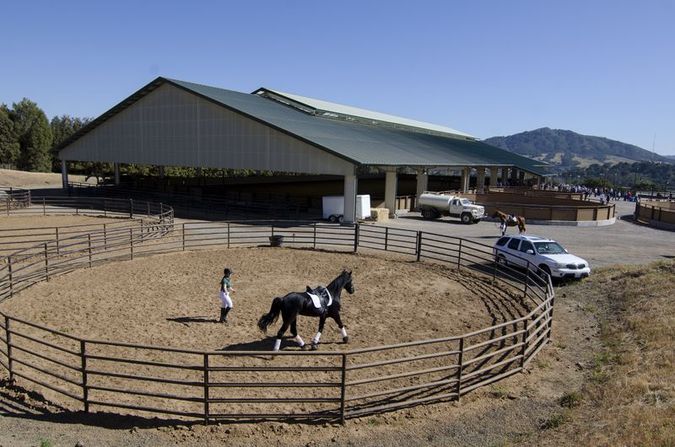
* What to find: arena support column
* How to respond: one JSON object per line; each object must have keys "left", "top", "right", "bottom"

{"left": 489, "top": 167, "right": 499, "bottom": 191}
{"left": 415, "top": 168, "right": 428, "bottom": 210}
{"left": 476, "top": 167, "right": 486, "bottom": 193}
{"left": 461, "top": 167, "right": 470, "bottom": 193}
{"left": 61, "top": 160, "right": 69, "bottom": 189}
{"left": 343, "top": 171, "right": 358, "bottom": 224}
{"left": 384, "top": 167, "right": 398, "bottom": 218}
{"left": 114, "top": 163, "right": 121, "bottom": 186}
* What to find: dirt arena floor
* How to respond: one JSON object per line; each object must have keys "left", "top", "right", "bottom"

{"left": 1, "top": 247, "right": 502, "bottom": 351}
{"left": 0, "top": 215, "right": 123, "bottom": 231}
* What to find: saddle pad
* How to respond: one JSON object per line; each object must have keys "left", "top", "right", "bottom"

{"left": 308, "top": 290, "right": 333, "bottom": 309}
{"left": 308, "top": 293, "right": 322, "bottom": 308}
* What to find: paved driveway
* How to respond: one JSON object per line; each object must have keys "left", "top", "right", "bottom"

{"left": 379, "top": 201, "right": 675, "bottom": 268}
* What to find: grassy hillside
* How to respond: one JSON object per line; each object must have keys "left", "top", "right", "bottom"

{"left": 538, "top": 261, "right": 675, "bottom": 446}
{"left": 485, "top": 128, "right": 672, "bottom": 169}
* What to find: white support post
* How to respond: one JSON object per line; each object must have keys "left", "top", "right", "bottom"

{"left": 384, "top": 167, "right": 398, "bottom": 217}
{"left": 61, "top": 160, "right": 69, "bottom": 189}
{"left": 461, "top": 167, "right": 470, "bottom": 193}
{"left": 415, "top": 169, "right": 428, "bottom": 210}
{"left": 489, "top": 167, "right": 499, "bottom": 190}
{"left": 114, "top": 163, "right": 121, "bottom": 185}
{"left": 342, "top": 171, "right": 358, "bottom": 224}
{"left": 477, "top": 167, "right": 486, "bottom": 194}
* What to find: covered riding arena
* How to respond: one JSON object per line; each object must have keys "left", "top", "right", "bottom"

{"left": 56, "top": 77, "right": 549, "bottom": 222}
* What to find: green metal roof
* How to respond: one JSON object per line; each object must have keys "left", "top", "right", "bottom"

{"left": 57, "top": 77, "right": 548, "bottom": 175}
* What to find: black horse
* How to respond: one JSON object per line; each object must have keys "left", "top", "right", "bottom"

{"left": 257, "top": 270, "right": 355, "bottom": 351}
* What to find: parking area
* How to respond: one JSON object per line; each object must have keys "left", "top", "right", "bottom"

{"left": 377, "top": 201, "right": 675, "bottom": 268}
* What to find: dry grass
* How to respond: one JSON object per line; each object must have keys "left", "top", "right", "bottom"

{"left": 543, "top": 260, "right": 675, "bottom": 446}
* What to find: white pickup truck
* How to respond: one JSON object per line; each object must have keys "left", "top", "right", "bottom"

{"left": 418, "top": 193, "right": 486, "bottom": 224}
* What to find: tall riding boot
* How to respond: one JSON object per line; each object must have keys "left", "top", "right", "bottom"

{"left": 220, "top": 307, "right": 231, "bottom": 323}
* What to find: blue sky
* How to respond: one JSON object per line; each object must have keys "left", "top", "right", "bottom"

{"left": 2, "top": 0, "right": 674, "bottom": 154}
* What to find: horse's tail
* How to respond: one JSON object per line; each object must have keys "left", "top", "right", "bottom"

{"left": 258, "top": 297, "right": 283, "bottom": 332}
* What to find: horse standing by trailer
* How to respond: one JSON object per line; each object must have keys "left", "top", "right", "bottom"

{"left": 258, "top": 270, "right": 355, "bottom": 351}
{"left": 493, "top": 210, "right": 527, "bottom": 236}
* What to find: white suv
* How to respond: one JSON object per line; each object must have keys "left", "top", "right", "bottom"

{"left": 493, "top": 234, "right": 591, "bottom": 280}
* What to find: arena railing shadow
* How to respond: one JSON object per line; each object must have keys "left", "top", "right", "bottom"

{"left": 0, "top": 197, "right": 554, "bottom": 425}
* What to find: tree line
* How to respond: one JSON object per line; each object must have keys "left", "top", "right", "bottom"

{"left": 0, "top": 98, "right": 90, "bottom": 172}
{"left": 562, "top": 161, "right": 675, "bottom": 191}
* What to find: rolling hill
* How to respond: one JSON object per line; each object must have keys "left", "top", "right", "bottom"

{"left": 484, "top": 128, "right": 672, "bottom": 169}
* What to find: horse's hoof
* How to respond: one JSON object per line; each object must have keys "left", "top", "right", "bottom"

{"left": 343, "top": 336, "right": 349, "bottom": 344}
{"left": 310, "top": 343, "right": 318, "bottom": 351}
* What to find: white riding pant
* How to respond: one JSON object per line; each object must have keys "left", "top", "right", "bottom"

{"left": 219, "top": 291, "right": 233, "bottom": 309}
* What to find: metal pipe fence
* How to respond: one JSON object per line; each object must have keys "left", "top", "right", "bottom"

{"left": 0, "top": 198, "right": 553, "bottom": 423}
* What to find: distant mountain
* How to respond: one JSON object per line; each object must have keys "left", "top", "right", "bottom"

{"left": 665, "top": 155, "right": 675, "bottom": 161}
{"left": 484, "top": 128, "right": 672, "bottom": 169}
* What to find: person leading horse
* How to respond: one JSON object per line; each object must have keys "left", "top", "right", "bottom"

{"left": 492, "top": 210, "right": 526, "bottom": 236}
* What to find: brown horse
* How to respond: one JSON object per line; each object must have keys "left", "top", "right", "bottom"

{"left": 492, "top": 210, "right": 526, "bottom": 236}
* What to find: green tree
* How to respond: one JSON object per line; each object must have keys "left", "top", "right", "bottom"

{"left": 50, "top": 115, "right": 91, "bottom": 171}
{"left": 10, "top": 98, "right": 53, "bottom": 172}
{"left": 0, "top": 105, "right": 20, "bottom": 166}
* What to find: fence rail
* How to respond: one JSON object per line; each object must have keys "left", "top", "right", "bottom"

{"left": 0, "top": 196, "right": 553, "bottom": 423}
{"left": 635, "top": 201, "right": 675, "bottom": 231}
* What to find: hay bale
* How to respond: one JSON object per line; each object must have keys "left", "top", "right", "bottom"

{"left": 370, "top": 208, "right": 389, "bottom": 222}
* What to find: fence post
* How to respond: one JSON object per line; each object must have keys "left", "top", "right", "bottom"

{"left": 455, "top": 337, "right": 464, "bottom": 401}
{"left": 415, "top": 231, "right": 422, "bottom": 262}
{"left": 523, "top": 263, "right": 530, "bottom": 298}
{"left": 492, "top": 256, "right": 498, "bottom": 284}
{"left": 80, "top": 340, "right": 89, "bottom": 413}
{"left": 340, "top": 353, "right": 347, "bottom": 424}
{"left": 44, "top": 243, "right": 49, "bottom": 281}
{"left": 353, "top": 223, "right": 359, "bottom": 253}
{"left": 547, "top": 294, "right": 555, "bottom": 339}
{"left": 7, "top": 256, "right": 13, "bottom": 297}
{"left": 88, "top": 234, "right": 92, "bottom": 268}
{"left": 5, "top": 197, "right": 8, "bottom": 216}
{"left": 313, "top": 222, "right": 317, "bottom": 249}
{"left": 520, "top": 318, "right": 529, "bottom": 368}
{"left": 55, "top": 227, "right": 60, "bottom": 255}
{"left": 103, "top": 223, "right": 107, "bottom": 250}
{"left": 203, "top": 353, "right": 210, "bottom": 424}
{"left": 4, "top": 316, "right": 13, "bottom": 381}
{"left": 43, "top": 197, "right": 46, "bottom": 215}
{"left": 384, "top": 227, "right": 389, "bottom": 251}
{"left": 129, "top": 199, "right": 134, "bottom": 219}
{"left": 130, "top": 228, "right": 134, "bottom": 260}
{"left": 140, "top": 220, "right": 144, "bottom": 242}
{"left": 182, "top": 223, "right": 186, "bottom": 251}
{"left": 457, "top": 240, "right": 463, "bottom": 270}
{"left": 147, "top": 201, "right": 150, "bottom": 218}
{"left": 227, "top": 222, "right": 231, "bottom": 249}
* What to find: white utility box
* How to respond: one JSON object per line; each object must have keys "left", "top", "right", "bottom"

{"left": 322, "top": 195, "right": 371, "bottom": 221}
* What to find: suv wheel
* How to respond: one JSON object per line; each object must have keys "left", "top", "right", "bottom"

{"left": 496, "top": 254, "right": 507, "bottom": 266}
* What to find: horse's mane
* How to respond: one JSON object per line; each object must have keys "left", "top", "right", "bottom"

{"left": 327, "top": 270, "right": 349, "bottom": 290}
